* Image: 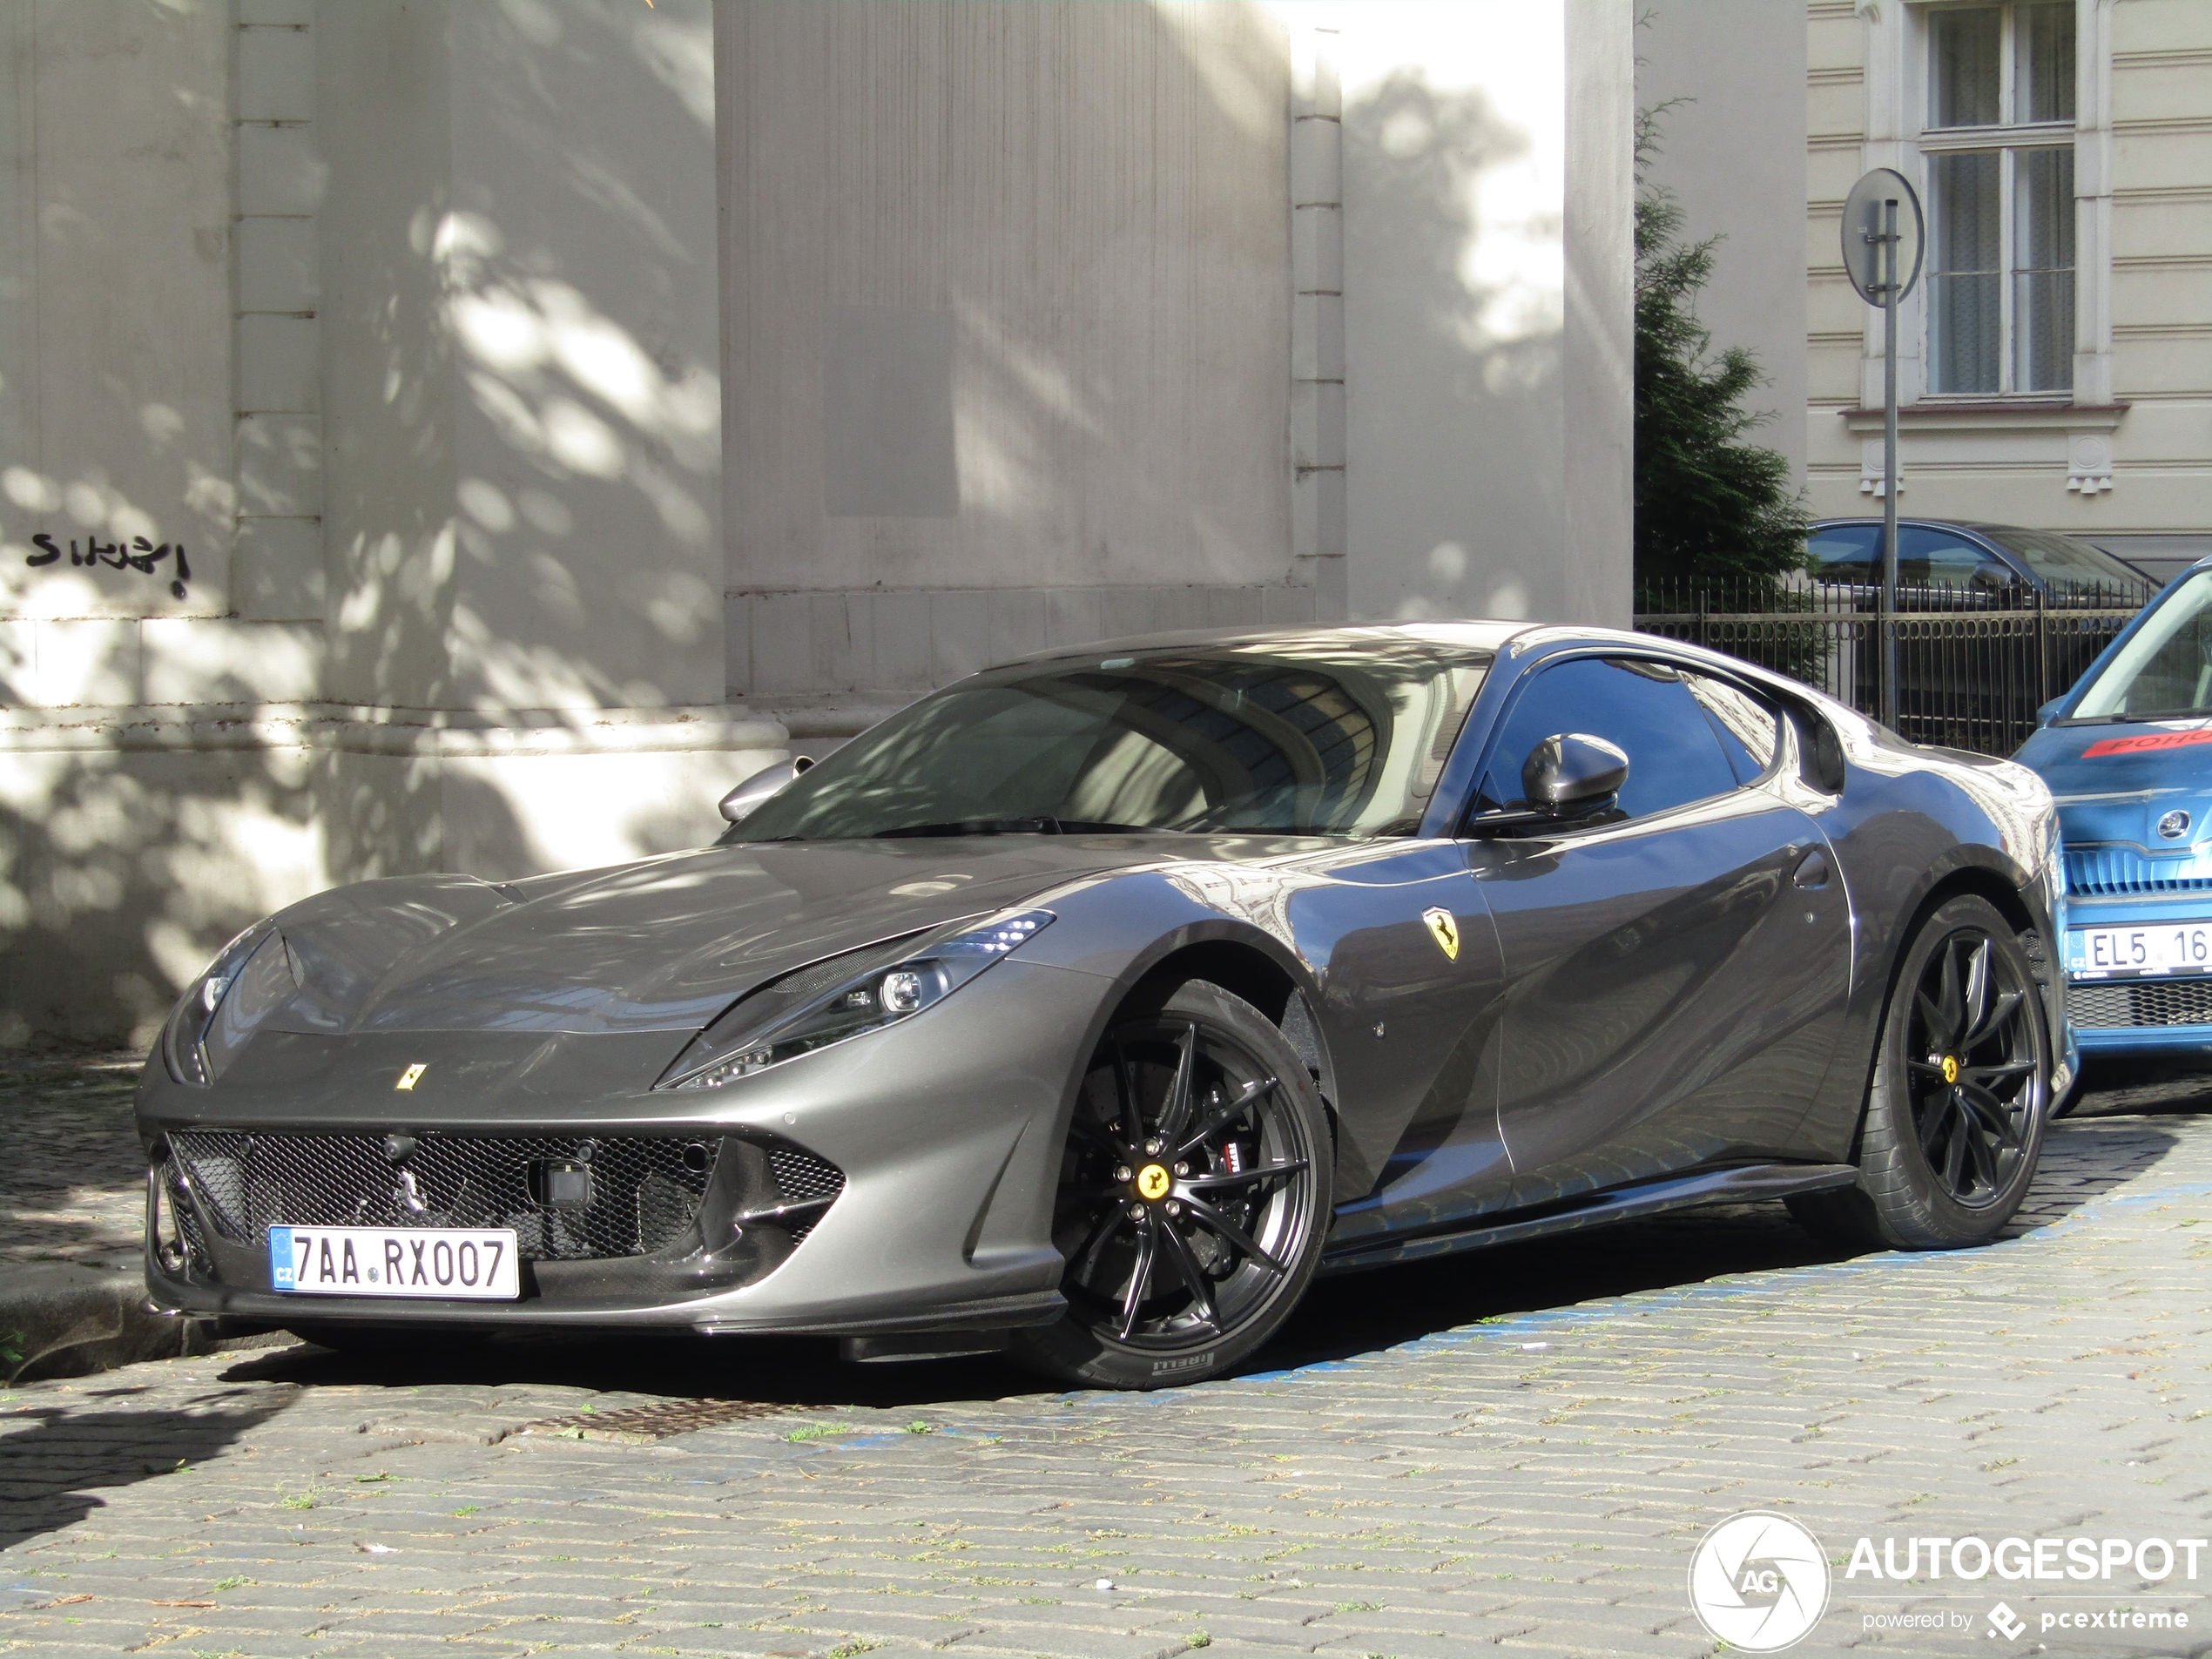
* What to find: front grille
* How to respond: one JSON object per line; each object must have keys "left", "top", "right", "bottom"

{"left": 765, "top": 1146, "right": 845, "bottom": 1242}
{"left": 158, "top": 1158, "right": 213, "bottom": 1264}
{"left": 167, "top": 1130, "right": 719, "bottom": 1262}
{"left": 2067, "top": 977, "right": 2212, "bottom": 1030}
{"left": 2065, "top": 844, "right": 2212, "bottom": 898}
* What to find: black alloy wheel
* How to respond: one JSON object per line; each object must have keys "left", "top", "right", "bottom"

{"left": 1008, "top": 981, "right": 1331, "bottom": 1389}
{"left": 1789, "top": 894, "right": 2048, "bottom": 1251}
{"left": 1902, "top": 924, "right": 2040, "bottom": 1205}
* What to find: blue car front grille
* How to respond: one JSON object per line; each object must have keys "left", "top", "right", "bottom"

{"left": 2064, "top": 844, "right": 2212, "bottom": 898}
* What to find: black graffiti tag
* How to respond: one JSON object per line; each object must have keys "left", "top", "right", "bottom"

{"left": 26, "top": 533, "right": 191, "bottom": 600}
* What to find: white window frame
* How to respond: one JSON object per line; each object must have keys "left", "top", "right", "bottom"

{"left": 1854, "top": 0, "right": 2114, "bottom": 410}
{"left": 1918, "top": 3, "right": 2074, "bottom": 395}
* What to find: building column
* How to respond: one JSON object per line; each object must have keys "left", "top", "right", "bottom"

{"left": 1336, "top": 0, "right": 1634, "bottom": 629}
{"left": 1291, "top": 21, "right": 1349, "bottom": 619}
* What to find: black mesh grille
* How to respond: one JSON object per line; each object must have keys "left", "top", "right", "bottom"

{"left": 765, "top": 1145, "right": 846, "bottom": 1241}
{"left": 159, "top": 1159, "right": 213, "bottom": 1264}
{"left": 166, "top": 1130, "right": 720, "bottom": 1262}
{"left": 2067, "top": 977, "right": 2212, "bottom": 1030}
{"left": 771, "top": 940, "right": 918, "bottom": 1002}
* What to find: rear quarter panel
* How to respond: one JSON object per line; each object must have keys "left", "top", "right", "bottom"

{"left": 1785, "top": 725, "right": 2061, "bottom": 1160}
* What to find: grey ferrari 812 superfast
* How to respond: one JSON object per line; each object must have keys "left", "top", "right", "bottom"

{"left": 140, "top": 622, "right": 2072, "bottom": 1387}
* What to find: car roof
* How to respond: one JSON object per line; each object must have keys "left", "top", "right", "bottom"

{"left": 1809, "top": 516, "right": 2102, "bottom": 544}
{"left": 977, "top": 618, "right": 1845, "bottom": 731}
{"left": 1811, "top": 516, "right": 2000, "bottom": 532}
{"left": 995, "top": 619, "right": 1536, "bottom": 669}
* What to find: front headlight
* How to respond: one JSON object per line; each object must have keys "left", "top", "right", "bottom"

{"left": 657, "top": 909, "right": 1055, "bottom": 1090}
{"left": 161, "top": 922, "right": 301, "bottom": 1087}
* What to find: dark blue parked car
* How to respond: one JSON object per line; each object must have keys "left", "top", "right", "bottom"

{"left": 1808, "top": 519, "right": 2147, "bottom": 602}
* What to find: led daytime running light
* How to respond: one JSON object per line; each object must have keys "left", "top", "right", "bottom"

{"left": 663, "top": 909, "right": 1054, "bottom": 1089}
{"left": 160, "top": 923, "right": 300, "bottom": 1088}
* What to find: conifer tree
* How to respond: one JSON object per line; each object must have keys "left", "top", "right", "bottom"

{"left": 1634, "top": 109, "right": 1810, "bottom": 597}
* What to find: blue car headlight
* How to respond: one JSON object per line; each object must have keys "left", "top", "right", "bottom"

{"left": 160, "top": 922, "right": 302, "bottom": 1087}
{"left": 657, "top": 909, "right": 1055, "bottom": 1090}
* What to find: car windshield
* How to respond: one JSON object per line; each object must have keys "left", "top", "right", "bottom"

{"left": 1972, "top": 526, "right": 2144, "bottom": 593}
{"left": 2067, "top": 569, "right": 2212, "bottom": 722}
{"left": 725, "top": 635, "right": 1493, "bottom": 841}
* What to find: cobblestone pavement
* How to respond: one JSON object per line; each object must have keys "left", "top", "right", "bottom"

{"left": 0, "top": 1076, "right": 2207, "bottom": 1659}
{"left": 0, "top": 1053, "right": 145, "bottom": 1275}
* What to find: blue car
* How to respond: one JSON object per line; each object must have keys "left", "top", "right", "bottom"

{"left": 2018, "top": 558, "right": 2212, "bottom": 1061}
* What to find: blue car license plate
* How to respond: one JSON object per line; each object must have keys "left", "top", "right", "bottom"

{"left": 2066, "top": 923, "right": 2212, "bottom": 980}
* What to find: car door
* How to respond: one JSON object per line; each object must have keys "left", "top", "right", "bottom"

{"left": 1898, "top": 523, "right": 2022, "bottom": 598}
{"left": 1466, "top": 654, "right": 1853, "bottom": 1207}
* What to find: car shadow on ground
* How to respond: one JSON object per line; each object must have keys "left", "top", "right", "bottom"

{"left": 210, "top": 1104, "right": 2190, "bottom": 1413}
{"left": 0, "top": 1388, "right": 291, "bottom": 1552}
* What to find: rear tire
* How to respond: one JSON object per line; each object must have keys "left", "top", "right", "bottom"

{"left": 1789, "top": 895, "right": 2048, "bottom": 1251}
{"left": 1008, "top": 981, "right": 1331, "bottom": 1390}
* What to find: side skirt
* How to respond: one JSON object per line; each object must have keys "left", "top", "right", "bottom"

{"left": 1316, "top": 1162, "right": 1859, "bottom": 1277}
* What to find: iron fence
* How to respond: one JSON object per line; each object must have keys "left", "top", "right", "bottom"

{"left": 1633, "top": 578, "right": 2151, "bottom": 758}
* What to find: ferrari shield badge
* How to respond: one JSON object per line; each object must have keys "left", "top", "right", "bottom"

{"left": 1421, "top": 907, "right": 1460, "bottom": 961}
{"left": 395, "top": 1062, "right": 427, "bottom": 1092}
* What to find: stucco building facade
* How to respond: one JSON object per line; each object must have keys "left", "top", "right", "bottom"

{"left": 0, "top": 1, "right": 1634, "bottom": 1043}
{"left": 1804, "top": 0, "right": 2212, "bottom": 583}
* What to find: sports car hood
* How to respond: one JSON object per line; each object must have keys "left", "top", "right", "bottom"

{"left": 2015, "top": 718, "right": 2212, "bottom": 848}
{"left": 260, "top": 837, "right": 1207, "bottom": 1038}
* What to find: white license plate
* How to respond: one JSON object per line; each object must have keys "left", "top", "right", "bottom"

{"left": 2067, "top": 923, "right": 2212, "bottom": 981}
{"left": 268, "top": 1225, "right": 520, "bottom": 1299}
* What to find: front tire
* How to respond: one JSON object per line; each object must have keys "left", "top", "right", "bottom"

{"left": 1008, "top": 981, "right": 1332, "bottom": 1390}
{"left": 1789, "top": 894, "right": 2048, "bottom": 1250}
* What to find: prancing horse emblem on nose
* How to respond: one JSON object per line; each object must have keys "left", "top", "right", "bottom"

{"left": 395, "top": 1062, "right": 427, "bottom": 1091}
{"left": 1421, "top": 907, "right": 1460, "bottom": 961}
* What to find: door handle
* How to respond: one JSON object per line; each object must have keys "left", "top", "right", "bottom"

{"left": 1792, "top": 848, "right": 1831, "bottom": 890}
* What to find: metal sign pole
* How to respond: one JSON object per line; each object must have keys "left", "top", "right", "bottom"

{"left": 1881, "top": 196, "right": 1900, "bottom": 732}
{"left": 1842, "top": 166, "right": 1920, "bottom": 736}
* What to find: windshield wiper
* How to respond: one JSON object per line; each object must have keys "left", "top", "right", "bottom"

{"left": 872, "top": 816, "right": 1065, "bottom": 839}
{"left": 869, "top": 816, "right": 1189, "bottom": 839}
{"left": 2060, "top": 710, "right": 2207, "bottom": 725}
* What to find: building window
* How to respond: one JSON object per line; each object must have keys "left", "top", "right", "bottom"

{"left": 1922, "top": 2, "right": 2075, "bottom": 396}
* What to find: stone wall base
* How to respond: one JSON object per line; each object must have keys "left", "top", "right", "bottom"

{"left": 0, "top": 705, "right": 786, "bottom": 1045}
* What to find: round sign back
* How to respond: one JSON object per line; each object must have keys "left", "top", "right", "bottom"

{"left": 1840, "top": 168, "right": 1925, "bottom": 306}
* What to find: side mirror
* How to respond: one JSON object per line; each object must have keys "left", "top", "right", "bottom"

{"left": 1522, "top": 732, "right": 1629, "bottom": 818}
{"left": 2035, "top": 697, "right": 2065, "bottom": 730}
{"left": 718, "top": 754, "right": 813, "bottom": 825}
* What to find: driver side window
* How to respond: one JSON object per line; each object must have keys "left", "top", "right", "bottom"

{"left": 1898, "top": 525, "right": 2012, "bottom": 590}
{"left": 1475, "top": 657, "right": 1743, "bottom": 821}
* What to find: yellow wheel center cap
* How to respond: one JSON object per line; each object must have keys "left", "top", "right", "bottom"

{"left": 1135, "top": 1163, "right": 1172, "bottom": 1202}
{"left": 1941, "top": 1055, "right": 1960, "bottom": 1084}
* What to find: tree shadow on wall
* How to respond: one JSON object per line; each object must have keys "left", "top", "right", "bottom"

{"left": 0, "top": 691, "right": 316, "bottom": 1049}
{"left": 3, "top": 3, "right": 736, "bottom": 1047}
{"left": 1339, "top": 67, "right": 1567, "bottom": 622}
